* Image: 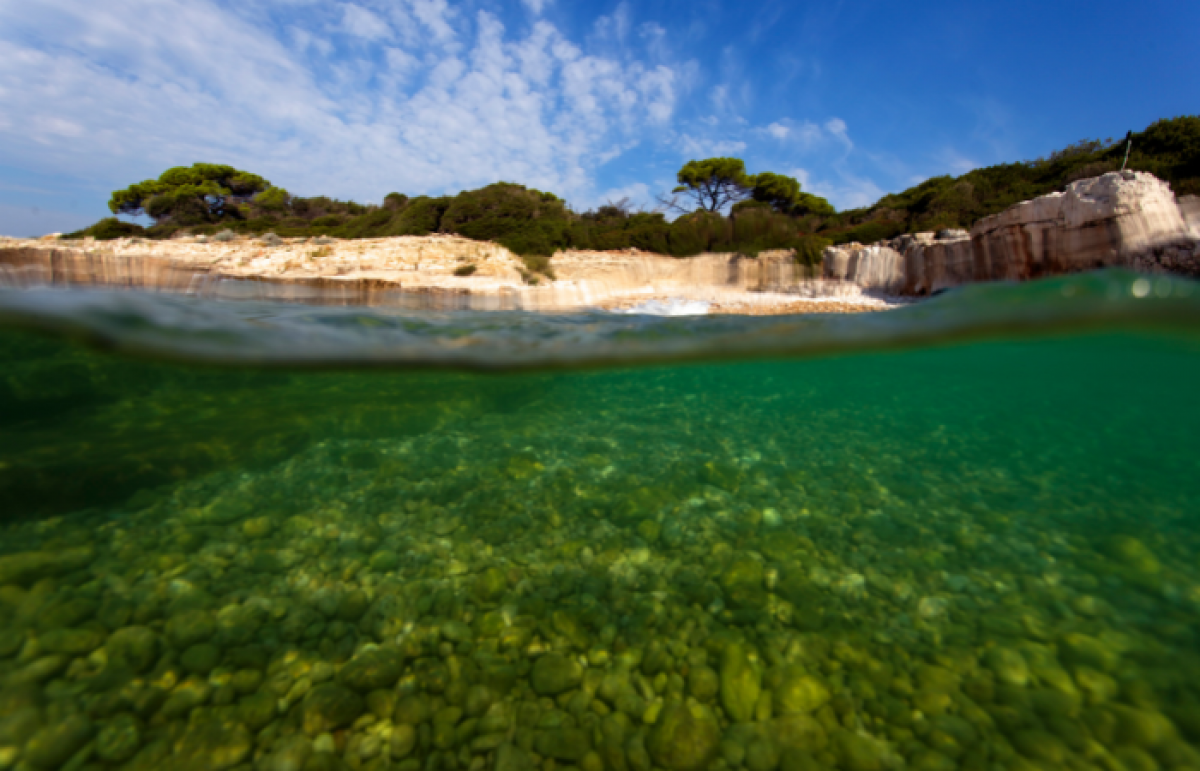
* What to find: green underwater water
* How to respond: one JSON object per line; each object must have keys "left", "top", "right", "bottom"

{"left": 1, "top": 276, "right": 1200, "bottom": 771}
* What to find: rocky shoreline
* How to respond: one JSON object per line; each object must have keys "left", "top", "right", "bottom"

{"left": 0, "top": 238, "right": 897, "bottom": 316}
{"left": 4, "top": 171, "right": 1198, "bottom": 315}
{"left": 823, "top": 172, "right": 1200, "bottom": 295}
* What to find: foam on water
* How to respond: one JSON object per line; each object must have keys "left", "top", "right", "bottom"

{"left": 611, "top": 297, "right": 712, "bottom": 316}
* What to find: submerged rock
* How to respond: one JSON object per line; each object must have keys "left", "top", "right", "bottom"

{"left": 531, "top": 653, "right": 583, "bottom": 696}
{"left": 774, "top": 669, "right": 830, "bottom": 715}
{"left": 720, "top": 642, "right": 761, "bottom": 723}
{"left": 173, "top": 716, "right": 252, "bottom": 771}
{"left": 648, "top": 704, "right": 720, "bottom": 771}
{"left": 95, "top": 713, "right": 143, "bottom": 763}
{"left": 302, "top": 684, "right": 365, "bottom": 736}
{"left": 339, "top": 647, "right": 405, "bottom": 691}
{"left": 23, "top": 714, "right": 94, "bottom": 768}
{"left": 0, "top": 547, "right": 93, "bottom": 587}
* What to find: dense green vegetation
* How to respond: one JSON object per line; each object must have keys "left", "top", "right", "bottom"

{"left": 65, "top": 116, "right": 1199, "bottom": 269}
{"left": 818, "top": 116, "right": 1200, "bottom": 245}
{"left": 67, "top": 162, "right": 835, "bottom": 276}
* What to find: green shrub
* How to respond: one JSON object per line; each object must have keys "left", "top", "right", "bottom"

{"left": 831, "top": 220, "right": 906, "bottom": 246}
{"left": 793, "top": 235, "right": 831, "bottom": 267}
{"left": 70, "top": 217, "right": 146, "bottom": 240}
{"left": 667, "top": 211, "right": 727, "bottom": 257}
{"left": 385, "top": 196, "right": 451, "bottom": 236}
{"left": 519, "top": 253, "right": 555, "bottom": 279}
{"left": 454, "top": 264, "right": 478, "bottom": 277}
{"left": 440, "top": 183, "right": 570, "bottom": 259}
{"left": 816, "top": 115, "right": 1200, "bottom": 242}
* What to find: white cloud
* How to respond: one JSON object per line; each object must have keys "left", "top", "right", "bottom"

{"left": 679, "top": 135, "right": 747, "bottom": 158}
{"left": 824, "top": 117, "right": 851, "bottom": 148}
{"left": 801, "top": 171, "right": 884, "bottom": 210}
{"left": 938, "top": 148, "right": 979, "bottom": 175}
{"left": 789, "top": 167, "right": 884, "bottom": 210}
{"left": 574, "top": 181, "right": 651, "bottom": 213}
{"left": 593, "top": 4, "right": 631, "bottom": 44}
{"left": 520, "top": 0, "right": 552, "bottom": 15}
{"left": 341, "top": 4, "right": 391, "bottom": 40}
{"left": 384, "top": 47, "right": 420, "bottom": 77}
{"left": 408, "top": 0, "right": 457, "bottom": 47}
{"left": 757, "top": 119, "right": 825, "bottom": 147}
{"left": 0, "top": 0, "right": 689, "bottom": 206}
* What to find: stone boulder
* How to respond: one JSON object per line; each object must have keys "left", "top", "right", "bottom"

{"left": 971, "top": 171, "right": 1193, "bottom": 287}
{"left": 821, "top": 244, "right": 906, "bottom": 294}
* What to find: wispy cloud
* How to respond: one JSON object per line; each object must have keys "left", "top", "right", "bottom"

{"left": 937, "top": 147, "right": 979, "bottom": 175}
{"left": 793, "top": 166, "right": 884, "bottom": 210}
{"left": 824, "top": 117, "right": 851, "bottom": 148}
{"left": 758, "top": 119, "right": 823, "bottom": 146}
{"left": 520, "top": 0, "right": 552, "bottom": 15}
{"left": 679, "top": 135, "right": 748, "bottom": 158}
{"left": 341, "top": 4, "right": 392, "bottom": 40}
{"left": 0, "top": 0, "right": 689, "bottom": 207}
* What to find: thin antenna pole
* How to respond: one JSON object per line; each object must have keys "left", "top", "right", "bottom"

{"left": 1120, "top": 130, "right": 1133, "bottom": 171}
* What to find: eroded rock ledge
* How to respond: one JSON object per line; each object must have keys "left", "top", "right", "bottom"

{"left": 824, "top": 171, "right": 1200, "bottom": 295}
{"left": 0, "top": 235, "right": 892, "bottom": 313}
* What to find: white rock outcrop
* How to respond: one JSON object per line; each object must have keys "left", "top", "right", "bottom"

{"left": 1180, "top": 195, "right": 1200, "bottom": 238}
{"left": 821, "top": 243, "right": 907, "bottom": 294}
{"left": 824, "top": 171, "right": 1200, "bottom": 293}
{"left": 0, "top": 238, "right": 881, "bottom": 312}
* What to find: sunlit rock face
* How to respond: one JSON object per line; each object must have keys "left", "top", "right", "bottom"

{"left": 1180, "top": 195, "right": 1200, "bottom": 238}
{"left": 821, "top": 244, "right": 906, "bottom": 294}
{"left": 972, "top": 171, "right": 1193, "bottom": 282}
{"left": 825, "top": 172, "right": 1200, "bottom": 293}
{"left": 0, "top": 239, "right": 879, "bottom": 312}
{"left": 897, "top": 232, "right": 974, "bottom": 295}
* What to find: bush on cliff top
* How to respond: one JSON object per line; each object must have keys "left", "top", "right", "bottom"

{"left": 64, "top": 217, "right": 146, "bottom": 240}
{"left": 817, "top": 115, "right": 1200, "bottom": 244}
{"left": 75, "top": 115, "right": 1197, "bottom": 264}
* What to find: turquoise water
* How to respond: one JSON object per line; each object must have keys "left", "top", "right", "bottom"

{"left": 1, "top": 270, "right": 1199, "bottom": 771}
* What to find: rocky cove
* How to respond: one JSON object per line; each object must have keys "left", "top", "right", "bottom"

{"left": 0, "top": 237, "right": 892, "bottom": 315}
{"left": 3, "top": 172, "right": 1199, "bottom": 314}
{"left": 1, "top": 170, "right": 1200, "bottom": 771}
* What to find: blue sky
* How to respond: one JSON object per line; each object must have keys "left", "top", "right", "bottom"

{"left": 1, "top": 0, "right": 1197, "bottom": 236}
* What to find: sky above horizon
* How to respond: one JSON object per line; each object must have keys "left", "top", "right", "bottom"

{"left": 1, "top": 0, "right": 1197, "bottom": 237}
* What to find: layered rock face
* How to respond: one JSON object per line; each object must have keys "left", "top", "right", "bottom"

{"left": 1180, "top": 195, "right": 1200, "bottom": 237}
{"left": 0, "top": 237, "right": 879, "bottom": 312}
{"left": 825, "top": 171, "right": 1200, "bottom": 294}
{"left": 822, "top": 244, "right": 907, "bottom": 294}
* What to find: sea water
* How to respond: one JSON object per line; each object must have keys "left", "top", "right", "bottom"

{"left": 0, "top": 270, "right": 1198, "bottom": 771}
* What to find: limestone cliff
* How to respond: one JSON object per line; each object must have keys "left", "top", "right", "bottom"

{"left": 0, "top": 236, "right": 884, "bottom": 312}
{"left": 825, "top": 171, "right": 1200, "bottom": 294}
